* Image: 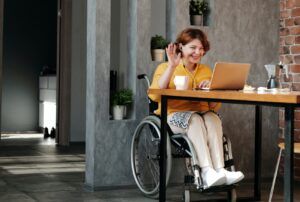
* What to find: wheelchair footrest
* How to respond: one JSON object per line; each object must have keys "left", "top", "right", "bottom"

{"left": 200, "top": 184, "right": 236, "bottom": 193}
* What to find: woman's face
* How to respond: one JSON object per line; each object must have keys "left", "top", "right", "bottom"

{"left": 181, "top": 39, "right": 205, "bottom": 64}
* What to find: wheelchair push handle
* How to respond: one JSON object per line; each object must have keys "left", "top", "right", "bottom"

{"left": 137, "top": 74, "right": 147, "bottom": 79}
{"left": 137, "top": 74, "right": 150, "bottom": 88}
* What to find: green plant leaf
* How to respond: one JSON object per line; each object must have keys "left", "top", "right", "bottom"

{"left": 112, "top": 88, "right": 133, "bottom": 106}
{"left": 151, "top": 35, "right": 168, "bottom": 49}
{"left": 189, "top": 0, "right": 209, "bottom": 15}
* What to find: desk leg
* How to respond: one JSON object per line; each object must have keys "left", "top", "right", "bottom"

{"left": 254, "top": 105, "right": 262, "bottom": 201}
{"left": 159, "top": 96, "right": 167, "bottom": 202}
{"left": 284, "top": 106, "right": 294, "bottom": 202}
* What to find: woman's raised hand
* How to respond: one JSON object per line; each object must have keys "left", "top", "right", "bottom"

{"left": 166, "top": 43, "right": 181, "bottom": 68}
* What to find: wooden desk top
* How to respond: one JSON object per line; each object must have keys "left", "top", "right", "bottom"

{"left": 148, "top": 88, "right": 300, "bottom": 104}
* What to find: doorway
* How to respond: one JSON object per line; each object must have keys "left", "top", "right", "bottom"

{"left": 0, "top": 0, "right": 72, "bottom": 146}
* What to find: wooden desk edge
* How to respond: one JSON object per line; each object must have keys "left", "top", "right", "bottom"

{"left": 148, "top": 88, "right": 300, "bottom": 104}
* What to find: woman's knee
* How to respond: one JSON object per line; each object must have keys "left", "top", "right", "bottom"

{"left": 188, "top": 113, "right": 207, "bottom": 137}
{"left": 203, "top": 112, "right": 222, "bottom": 126}
{"left": 189, "top": 113, "right": 205, "bottom": 125}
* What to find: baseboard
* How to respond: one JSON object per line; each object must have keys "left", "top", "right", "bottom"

{"left": 69, "top": 141, "right": 85, "bottom": 145}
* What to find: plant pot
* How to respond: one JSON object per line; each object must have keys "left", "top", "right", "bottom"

{"left": 151, "top": 49, "right": 165, "bottom": 61}
{"left": 113, "top": 105, "right": 125, "bottom": 120}
{"left": 190, "top": 15, "right": 203, "bottom": 26}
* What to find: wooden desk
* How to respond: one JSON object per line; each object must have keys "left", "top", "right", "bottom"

{"left": 148, "top": 89, "right": 300, "bottom": 202}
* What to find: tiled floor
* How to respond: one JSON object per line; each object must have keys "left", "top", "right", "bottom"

{"left": 0, "top": 134, "right": 298, "bottom": 202}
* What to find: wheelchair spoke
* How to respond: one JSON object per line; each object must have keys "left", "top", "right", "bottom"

{"left": 148, "top": 158, "right": 159, "bottom": 184}
{"left": 143, "top": 134, "right": 157, "bottom": 173}
{"left": 135, "top": 127, "right": 159, "bottom": 189}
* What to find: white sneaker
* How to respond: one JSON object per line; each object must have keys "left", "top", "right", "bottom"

{"left": 201, "top": 168, "right": 226, "bottom": 188}
{"left": 218, "top": 169, "right": 244, "bottom": 185}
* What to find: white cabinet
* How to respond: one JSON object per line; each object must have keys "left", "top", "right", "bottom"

{"left": 39, "top": 76, "right": 56, "bottom": 130}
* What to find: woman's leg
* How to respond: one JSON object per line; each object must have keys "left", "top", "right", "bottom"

{"left": 202, "top": 112, "right": 224, "bottom": 170}
{"left": 167, "top": 113, "right": 225, "bottom": 187}
{"left": 168, "top": 113, "right": 212, "bottom": 168}
{"left": 203, "top": 112, "right": 244, "bottom": 185}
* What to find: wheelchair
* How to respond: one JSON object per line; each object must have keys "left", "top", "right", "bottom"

{"left": 131, "top": 74, "right": 238, "bottom": 201}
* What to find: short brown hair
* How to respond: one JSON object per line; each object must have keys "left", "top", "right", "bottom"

{"left": 175, "top": 28, "right": 210, "bottom": 54}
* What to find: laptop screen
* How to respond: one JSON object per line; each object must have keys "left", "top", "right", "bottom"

{"left": 208, "top": 62, "right": 251, "bottom": 90}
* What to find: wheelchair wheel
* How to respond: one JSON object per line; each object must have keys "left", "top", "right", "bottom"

{"left": 131, "top": 115, "right": 172, "bottom": 198}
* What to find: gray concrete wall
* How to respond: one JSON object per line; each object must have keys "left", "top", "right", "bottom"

{"left": 85, "top": 0, "right": 159, "bottom": 188}
{"left": 85, "top": 0, "right": 279, "bottom": 189}
{"left": 70, "top": 0, "right": 87, "bottom": 142}
{"left": 110, "top": 0, "right": 120, "bottom": 73}
{"left": 151, "top": 0, "right": 166, "bottom": 37}
{"left": 119, "top": 0, "right": 128, "bottom": 88}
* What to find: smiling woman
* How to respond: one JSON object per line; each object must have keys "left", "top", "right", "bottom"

{"left": 148, "top": 28, "right": 244, "bottom": 188}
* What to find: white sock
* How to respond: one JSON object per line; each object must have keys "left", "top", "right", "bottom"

{"left": 201, "top": 166, "right": 212, "bottom": 173}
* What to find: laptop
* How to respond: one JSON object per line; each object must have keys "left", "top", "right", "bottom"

{"left": 199, "top": 62, "right": 251, "bottom": 90}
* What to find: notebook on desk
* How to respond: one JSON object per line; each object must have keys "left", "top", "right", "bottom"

{"left": 199, "top": 62, "right": 251, "bottom": 90}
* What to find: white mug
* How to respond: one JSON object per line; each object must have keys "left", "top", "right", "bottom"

{"left": 174, "top": 76, "right": 189, "bottom": 90}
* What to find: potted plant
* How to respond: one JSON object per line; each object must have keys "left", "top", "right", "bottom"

{"left": 151, "top": 35, "right": 168, "bottom": 62}
{"left": 189, "top": 0, "right": 209, "bottom": 26}
{"left": 112, "top": 89, "right": 133, "bottom": 120}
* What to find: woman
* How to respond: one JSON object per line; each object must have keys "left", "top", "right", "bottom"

{"left": 148, "top": 28, "right": 244, "bottom": 188}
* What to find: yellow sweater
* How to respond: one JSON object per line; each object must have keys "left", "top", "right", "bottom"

{"left": 148, "top": 62, "right": 221, "bottom": 115}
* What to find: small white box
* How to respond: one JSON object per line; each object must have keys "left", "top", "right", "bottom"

{"left": 48, "top": 76, "right": 56, "bottom": 89}
{"left": 40, "top": 89, "right": 56, "bottom": 102}
{"left": 39, "top": 102, "right": 44, "bottom": 127}
{"left": 39, "top": 77, "right": 48, "bottom": 89}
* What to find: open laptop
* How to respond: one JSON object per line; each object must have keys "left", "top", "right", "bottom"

{"left": 199, "top": 62, "right": 251, "bottom": 90}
